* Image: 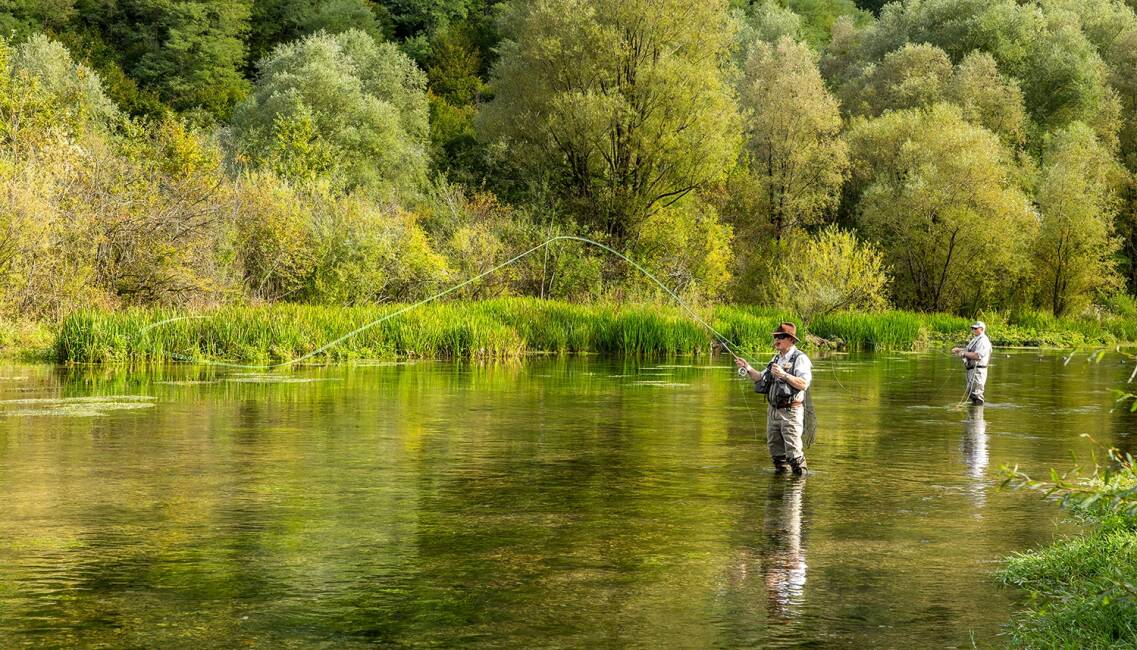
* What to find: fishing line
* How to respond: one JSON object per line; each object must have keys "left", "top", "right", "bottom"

{"left": 136, "top": 235, "right": 769, "bottom": 438}
{"left": 140, "top": 235, "right": 750, "bottom": 370}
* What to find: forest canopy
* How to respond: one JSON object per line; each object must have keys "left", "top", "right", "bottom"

{"left": 2, "top": 0, "right": 1136, "bottom": 322}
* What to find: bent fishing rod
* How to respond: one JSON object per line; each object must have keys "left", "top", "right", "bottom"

{"left": 139, "top": 235, "right": 752, "bottom": 370}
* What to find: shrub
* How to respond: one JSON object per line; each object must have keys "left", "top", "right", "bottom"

{"left": 773, "top": 226, "right": 891, "bottom": 322}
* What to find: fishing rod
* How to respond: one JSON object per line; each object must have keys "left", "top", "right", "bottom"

{"left": 136, "top": 235, "right": 770, "bottom": 441}
{"left": 140, "top": 235, "right": 752, "bottom": 370}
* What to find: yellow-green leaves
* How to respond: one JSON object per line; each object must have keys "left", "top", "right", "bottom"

{"left": 848, "top": 103, "right": 1036, "bottom": 312}
{"left": 479, "top": 0, "right": 741, "bottom": 244}
{"left": 736, "top": 36, "right": 848, "bottom": 241}
{"left": 1033, "top": 122, "right": 1125, "bottom": 316}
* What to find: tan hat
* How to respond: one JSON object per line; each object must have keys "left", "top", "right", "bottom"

{"left": 771, "top": 322, "right": 799, "bottom": 342}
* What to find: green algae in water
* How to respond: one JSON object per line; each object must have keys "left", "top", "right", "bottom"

{"left": 4, "top": 402, "right": 157, "bottom": 417}
{"left": 154, "top": 380, "right": 222, "bottom": 386}
{"left": 0, "top": 395, "right": 157, "bottom": 417}
{"left": 224, "top": 374, "right": 342, "bottom": 384}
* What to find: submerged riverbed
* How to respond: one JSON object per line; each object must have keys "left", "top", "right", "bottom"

{"left": 1, "top": 351, "right": 1134, "bottom": 647}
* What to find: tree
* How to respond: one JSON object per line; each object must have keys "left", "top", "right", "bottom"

{"left": 733, "top": 36, "right": 848, "bottom": 242}
{"left": 127, "top": 0, "right": 253, "bottom": 117}
{"left": 1118, "top": 176, "right": 1137, "bottom": 294}
{"left": 781, "top": 0, "right": 870, "bottom": 48}
{"left": 0, "top": 0, "right": 76, "bottom": 40}
{"left": 734, "top": 0, "right": 868, "bottom": 51}
{"left": 247, "top": 0, "right": 392, "bottom": 70}
{"left": 633, "top": 199, "right": 734, "bottom": 301}
{"left": 378, "top": 0, "right": 501, "bottom": 43}
{"left": 478, "top": 0, "right": 741, "bottom": 248}
{"left": 734, "top": 0, "right": 803, "bottom": 62}
{"left": 0, "top": 34, "right": 117, "bottom": 150}
{"left": 946, "top": 52, "right": 1026, "bottom": 145}
{"left": 423, "top": 21, "right": 492, "bottom": 182}
{"left": 839, "top": 42, "right": 953, "bottom": 118}
{"left": 840, "top": 44, "right": 1027, "bottom": 145}
{"left": 1032, "top": 123, "right": 1124, "bottom": 316}
{"left": 853, "top": 0, "right": 1121, "bottom": 148}
{"left": 847, "top": 103, "right": 1036, "bottom": 312}
{"left": 229, "top": 29, "right": 430, "bottom": 198}
{"left": 1042, "top": 0, "right": 1137, "bottom": 168}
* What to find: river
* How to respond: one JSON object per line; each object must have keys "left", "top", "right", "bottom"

{"left": 1, "top": 350, "right": 1133, "bottom": 647}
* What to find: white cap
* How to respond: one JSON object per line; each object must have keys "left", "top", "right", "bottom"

{"left": 971, "top": 321, "right": 986, "bottom": 330}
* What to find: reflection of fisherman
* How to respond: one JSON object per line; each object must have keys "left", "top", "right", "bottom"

{"left": 962, "top": 406, "right": 988, "bottom": 508}
{"left": 961, "top": 406, "right": 988, "bottom": 480}
{"left": 722, "top": 476, "right": 809, "bottom": 624}
{"left": 736, "top": 322, "right": 814, "bottom": 475}
{"left": 761, "top": 477, "right": 807, "bottom": 619}
{"left": 951, "top": 321, "right": 992, "bottom": 405}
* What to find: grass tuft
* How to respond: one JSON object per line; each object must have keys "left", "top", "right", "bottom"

{"left": 53, "top": 300, "right": 1137, "bottom": 364}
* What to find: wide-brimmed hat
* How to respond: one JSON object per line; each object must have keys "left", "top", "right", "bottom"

{"left": 771, "top": 322, "right": 799, "bottom": 342}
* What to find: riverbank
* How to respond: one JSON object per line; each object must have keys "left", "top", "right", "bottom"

{"left": 0, "top": 319, "right": 55, "bottom": 362}
{"left": 999, "top": 455, "right": 1137, "bottom": 647}
{"left": 44, "top": 299, "right": 1137, "bottom": 363}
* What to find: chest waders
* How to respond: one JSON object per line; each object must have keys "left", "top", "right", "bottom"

{"left": 755, "top": 351, "right": 817, "bottom": 449}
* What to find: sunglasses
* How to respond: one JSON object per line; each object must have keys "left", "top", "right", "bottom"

{"left": 773, "top": 333, "right": 791, "bottom": 340}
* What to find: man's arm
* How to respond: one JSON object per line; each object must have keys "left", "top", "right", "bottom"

{"left": 771, "top": 360, "right": 810, "bottom": 391}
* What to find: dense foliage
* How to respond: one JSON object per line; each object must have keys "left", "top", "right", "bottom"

{"left": 1000, "top": 447, "right": 1137, "bottom": 647}
{"left": 2, "top": 0, "right": 1137, "bottom": 325}
{"left": 58, "top": 300, "right": 1137, "bottom": 363}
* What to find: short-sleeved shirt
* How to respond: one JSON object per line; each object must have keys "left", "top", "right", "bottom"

{"left": 966, "top": 334, "right": 992, "bottom": 366}
{"left": 769, "top": 346, "right": 812, "bottom": 402}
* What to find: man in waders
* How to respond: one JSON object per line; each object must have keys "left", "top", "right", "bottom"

{"left": 952, "top": 321, "right": 992, "bottom": 405}
{"left": 736, "top": 322, "right": 813, "bottom": 476}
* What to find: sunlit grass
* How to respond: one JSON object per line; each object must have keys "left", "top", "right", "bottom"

{"left": 54, "top": 300, "right": 1137, "bottom": 363}
{"left": 999, "top": 446, "right": 1137, "bottom": 647}
{"left": 998, "top": 524, "right": 1137, "bottom": 647}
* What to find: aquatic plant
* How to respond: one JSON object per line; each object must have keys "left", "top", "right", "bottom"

{"left": 54, "top": 301, "right": 1137, "bottom": 364}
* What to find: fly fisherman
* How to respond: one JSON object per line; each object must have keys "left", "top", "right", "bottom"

{"left": 951, "top": 321, "right": 992, "bottom": 405}
{"left": 735, "top": 322, "right": 813, "bottom": 476}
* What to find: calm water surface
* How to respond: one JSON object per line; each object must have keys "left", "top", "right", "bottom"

{"left": 1, "top": 351, "right": 1134, "bottom": 647}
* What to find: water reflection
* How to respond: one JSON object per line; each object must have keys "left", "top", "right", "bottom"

{"left": 2, "top": 353, "right": 1132, "bottom": 647}
{"left": 761, "top": 478, "right": 808, "bottom": 620}
{"left": 962, "top": 405, "right": 988, "bottom": 508}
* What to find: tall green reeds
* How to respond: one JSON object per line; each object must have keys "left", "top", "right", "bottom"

{"left": 54, "top": 300, "right": 1137, "bottom": 364}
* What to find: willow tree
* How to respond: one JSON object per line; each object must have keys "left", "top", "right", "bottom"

{"left": 477, "top": 0, "right": 741, "bottom": 247}
{"left": 229, "top": 29, "right": 429, "bottom": 198}
{"left": 839, "top": 44, "right": 1027, "bottom": 145}
{"left": 847, "top": 0, "right": 1121, "bottom": 149}
{"left": 1033, "top": 123, "right": 1124, "bottom": 316}
{"left": 735, "top": 36, "right": 848, "bottom": 243}
{"left": 848, "top": 103, "right": 1036, "bottom": 312}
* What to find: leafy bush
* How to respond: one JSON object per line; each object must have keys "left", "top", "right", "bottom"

{"left": 229, "top": 29, "right": 429, "bottom": 199}
{"left": 772, "top": 226, "right": 891, "bottom": 321}
{"left": 1000, "top": 448, "right": 1137, "bottom": 647}
{"left": 304, "top": 193, "right": 450, "bottom": 305}
{"left": 0, "top": 38, "right": 239, "bottom": 318}
{"left": 632, "top": 199, "right": 734, "bottom": 303}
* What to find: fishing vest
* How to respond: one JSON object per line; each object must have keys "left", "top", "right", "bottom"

{"left": 755, "top": 349, "right": 804, "bottom": 408}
